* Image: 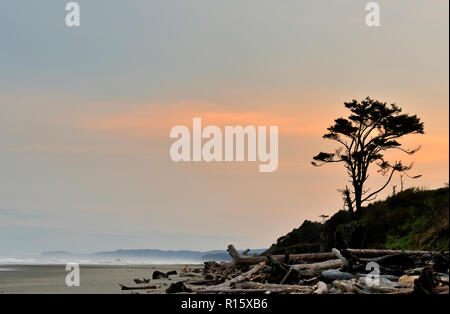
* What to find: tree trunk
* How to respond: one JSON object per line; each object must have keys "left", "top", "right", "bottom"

{"left": 354, "top": 184, "right": 363, "bottom": 218}
{"left": 343, "top": 187, "right": 354, "bottom": 217}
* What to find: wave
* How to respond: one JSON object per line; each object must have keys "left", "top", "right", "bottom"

{"left": 0, "top": 256, "right": 203, "bottom": 266}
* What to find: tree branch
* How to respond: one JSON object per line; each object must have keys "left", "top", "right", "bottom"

{"left": 361, "top": 167, "right": 396, "bottom": 202}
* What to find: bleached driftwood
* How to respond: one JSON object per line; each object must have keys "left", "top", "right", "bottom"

{"left": 313, "top": 281, "right": 328, "bottom": 294}
{"left": 237, "top": 281, "right": 313, "bottom": 293}
{"left": 332, "top": 280, "right": 364, "bottom": 294}
{"left": 290, "top": 259, "right": 343, "bottom": 274}
{"left": 197, "top": 281, "right": 313, "bottom": 294}
{"left": 332, "top": 248, "right": 349, "bottom": 268}
{"left": 227, "top": 244, "right": 432, "bottom": 266}
{"left": 321, "top": 269, "right": 357, "bottom": 281}
{"left": 321, "top": 269, "right": 399, "bottom": 282}
{"left": 332, "top": 278, "right": 414, "bottom": 294}
{"left": 205, "top": 261, "right": 266, "bottom": 289}
{"left": 197, "top": 288, "right": 304, "bottom": 294}
{"left": 227, "top": 244, "right": 335, "bottom": 265}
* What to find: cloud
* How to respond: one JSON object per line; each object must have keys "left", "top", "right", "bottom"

{"left": 81, "top": 102, "right": 326, "bottom": 138}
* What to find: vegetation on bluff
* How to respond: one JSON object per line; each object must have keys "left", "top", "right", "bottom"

{"left": 265, "top": 186, "right": 449, "bottom": 255}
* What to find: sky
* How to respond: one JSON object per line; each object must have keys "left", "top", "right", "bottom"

{"left": 0, "top": 0, "right": 448, "bottom": 255}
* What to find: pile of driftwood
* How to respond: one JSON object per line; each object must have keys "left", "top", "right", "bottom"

{"left": 166, "top": 244, "right": 449, "bottom": 294}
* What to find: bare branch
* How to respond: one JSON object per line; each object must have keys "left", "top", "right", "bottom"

{"left": 362, "top": 167, "right": 396, "bottom": 202}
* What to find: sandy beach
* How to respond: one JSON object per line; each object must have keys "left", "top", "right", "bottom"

{"left": 0, "top": 264, "right": 202, "bottom": 294}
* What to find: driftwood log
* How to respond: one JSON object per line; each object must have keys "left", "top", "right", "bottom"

{"left": 344, "top": 248, "right": 434, "bottom": 257}
{"left": 197, "top": 288, "right": 305, "bottom": 294}
{"left": 332, "top": 248, "right": 349, "bottom": 268}
{"left": 332, "top": 278, "right": 414, "bottom": 294}
{"left": 132, "top": 245, "right": 447, "bottom": 295}
{"left": 202, "top": 261, "right": 266, "bottom": 290}
{"left": 228, "top": 245, "right": 335, "bottom": 265}
{"left": 227, "top": 245, "right": 436, "bottom": 266}
{"left": 119, "top": 284, "right": 157, "bottom": 290}
{"left": 313, "top": 281, "right": 328, "bottom": 294}
{"left": 197, "top": 281, "right": 313, "bottom": 294}
{"left": 235, "top": 281, "right": 314, "bottom": 293}
{"left": 290, "top": 259, "right": 343, "bottom": 274}
{"left": 321, "top": 269, "right": 399, "bottom": 282}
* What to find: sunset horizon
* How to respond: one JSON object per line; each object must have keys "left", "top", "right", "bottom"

{"left": 0, "top": 0, "right": 448, "bottom": 299}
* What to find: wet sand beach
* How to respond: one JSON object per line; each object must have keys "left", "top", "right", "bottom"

{"left": 0, "top": 264, "right": 202, "bottom": 294}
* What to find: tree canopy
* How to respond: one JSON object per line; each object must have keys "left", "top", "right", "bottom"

{"left": 312, "top": 97, "right": 424, "bottom": 217}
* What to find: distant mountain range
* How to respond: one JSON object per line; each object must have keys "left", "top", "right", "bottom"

{"left": 41, "top": 248, "right": 266, "bottom": 263}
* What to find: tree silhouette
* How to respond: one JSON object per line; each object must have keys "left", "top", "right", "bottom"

{"left": 312, "top": 97, "right": 424, "bottom": 218}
